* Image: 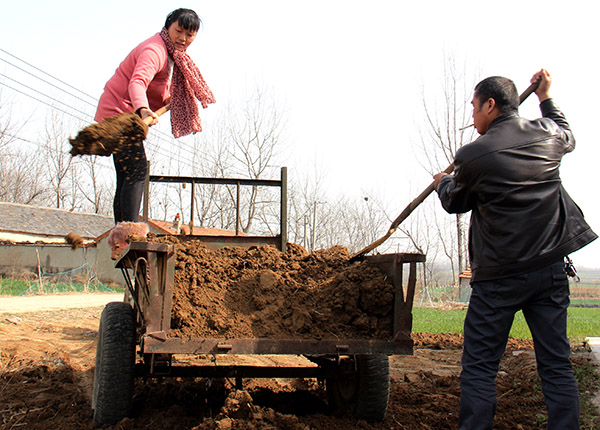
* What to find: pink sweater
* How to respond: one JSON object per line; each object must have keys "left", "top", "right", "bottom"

{"left": 95, "top": 33, "right": 171, "bottom": 121}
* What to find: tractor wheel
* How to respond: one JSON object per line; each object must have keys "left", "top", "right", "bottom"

{"left": 325, "top": 358, "right": 359, "bottom": 415}
{"left": 326, "top": 355, "right": 390, "bottom": 422}
{"left": 354, "top": 355, "right": 390, "bottom": 422}
{"left": 92, "top": 302, "right": 136, "bottom": 425}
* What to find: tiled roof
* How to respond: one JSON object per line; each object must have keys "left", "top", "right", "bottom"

{"left": 0, "top": 202, "right": 243, "bottom": 240}
{"left": 0, "top": 202, "right": 114, "bottom": 239}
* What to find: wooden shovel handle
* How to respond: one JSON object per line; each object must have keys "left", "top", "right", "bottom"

{"left": 519, "top": 81, "right": 540, "bottom": 104}
{"left": 142, "top": 104, "right": 171, "bottom": 125}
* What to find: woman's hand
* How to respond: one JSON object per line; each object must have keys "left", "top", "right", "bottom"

{"left": 140, "top": 107, "right": 159, "bottom": 126}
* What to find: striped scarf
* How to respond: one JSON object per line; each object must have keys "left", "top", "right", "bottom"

{"left": 160, "top": 27, "right": 215, "bottom": 138}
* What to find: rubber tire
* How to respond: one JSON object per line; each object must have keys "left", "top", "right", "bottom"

{"left": 326, "top": 359, "right": 359, "bottom": 415}
{"left": 354, "top": 355, "right": 390, "bottom": 422}
{"left": 92, "top": 302, "right": 136, "bottom": 425}
{"left": 326, "top": 355, "right": 390, "bottom": 422}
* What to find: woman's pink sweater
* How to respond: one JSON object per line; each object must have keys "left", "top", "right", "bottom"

{"left": 95, "top": 33, "right": 171, "bottom": 122}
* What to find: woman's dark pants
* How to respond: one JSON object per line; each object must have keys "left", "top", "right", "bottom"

{"left": 112, "top": 141, "right": 147, "bottom": 223}
{"left": 459, "top": 260, "right": 579, "bottom": 430}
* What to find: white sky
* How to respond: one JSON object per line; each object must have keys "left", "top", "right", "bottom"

{"left": 2, "top": 0, "right": 599, "bottom": 268}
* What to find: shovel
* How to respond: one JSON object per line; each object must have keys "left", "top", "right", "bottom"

{"left": 350, "top": 80, "right": 540, "bottom": 261}
{"left": 69, "top": 104, "right": 170, "bottom": 157}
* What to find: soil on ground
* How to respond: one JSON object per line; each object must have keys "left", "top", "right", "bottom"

{"left": 1, "top": 239, "right": 598, "bottom": 429}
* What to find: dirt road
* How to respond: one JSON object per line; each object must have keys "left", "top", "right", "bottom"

{"left": 0, "top": 294, "right": 598, "bottom": 429}
{"left": 0, "top": 292, "right": 123, "bottom": 313}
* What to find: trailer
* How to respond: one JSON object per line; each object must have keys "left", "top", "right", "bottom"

{"left": 92, "top": 171, "right": 425, "bottom": 425}
{"left": 92, "top": 240, "right": 424, "bottom": 425}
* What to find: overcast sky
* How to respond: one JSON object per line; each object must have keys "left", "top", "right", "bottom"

{"left": 2, "top": 0, "right": 599, "bottom": 268}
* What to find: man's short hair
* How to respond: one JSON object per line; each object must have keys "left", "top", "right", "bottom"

{"left": 474, "top": 76, "right": 519, "bottom": 113}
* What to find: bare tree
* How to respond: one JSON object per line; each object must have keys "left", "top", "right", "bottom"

{"left": 285, "top": 165, "right": 329, "bottom": 251}
{"left": 41, "top": 111, "right": 75, "bottom": 209}
{"left": 75, "top": 156, "right": 113, "bottom": 215}
{"left": 0, "top": 92, "right": 49, "bottom": 204}
{"left": 222, "top": 85, "right": 288, "bottom": 234}
{"left": 415, "top": 53, "right": 478, "bottom": 282}
{"left": 0, "top": 91, "right": 16, "bottom": 152}
{"left": 0, "top": 150, "right": 48, "bottom": 204}
{"left": 198, "top": 120, "right": 238, "bottom": 230}
{"left": 300, "top": 191, "right": 390, "bottom": 253}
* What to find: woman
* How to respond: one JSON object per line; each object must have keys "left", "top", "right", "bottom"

{"left": 98, "top": 8, "right": 215, "bottom": 257}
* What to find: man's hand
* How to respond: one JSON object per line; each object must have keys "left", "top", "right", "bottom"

{"left": 433, "top": 172, "right": 447, "bottom": 189}
{"left": 531, "top": 69, "right": 552, "bottom": 102}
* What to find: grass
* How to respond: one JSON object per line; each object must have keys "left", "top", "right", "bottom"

{"left": 0, "top": 279, "right": 33, "bottom": 295}
{"left": 572, "top": 300, "right": 600, "bottom": 306}
{"left": 0, "top": 278, "right": 122, "bottom": 295}
{"left": 413, "top": 307, "right": 600, "bottom": 342}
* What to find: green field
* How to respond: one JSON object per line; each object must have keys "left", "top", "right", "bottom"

{"left": 0, "top": 278, "right": 121, "bottom": 295}
{"left": 572, "top": 300, "right": 600, "bottom": 306}
{"left": 413, "top": 307, "right": 600, "bottom": 342}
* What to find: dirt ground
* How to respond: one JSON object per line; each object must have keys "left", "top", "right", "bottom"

{"left": 1, "top": 239, "right": 599, "bottom": 429}
{"left": 1, "top": 301, "right": 599, "bottom": 429}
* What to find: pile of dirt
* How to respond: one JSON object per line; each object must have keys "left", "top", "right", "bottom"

{"left": 149, "top": 236, "right": 397, "bottom": 340}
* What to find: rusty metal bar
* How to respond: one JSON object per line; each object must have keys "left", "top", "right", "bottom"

{"left": 235, "top": 181, "right": 241, "bottom": 235}
{"left": 141, "top": 337, "right": 413, "bottom": 355}
{"left": 120, "top": 266, "right": 142, "bottom": 321}
{"left": 135, "top": 364, "right": 327, "bottom": 379}
{"left": 133, "top": 257, "right": 150, "bottom": 304}
{"left": 406, "top": 261, "right": 418, "bottom": 314}
{"left": 189, "top": 181, "right": 195, "bottom": 232}
{"left": 143, "top": 161, "right": 150, "bottom": 222}
{"left": 280, "top": 167, "right": 287, "bottom": 251}
{"left": 145, "top": 251, "right": 163, "bottom": 333}
{"left": 160, "top": 245, "right": 175, "bottom": 332}
{"left": 395, "top": 257, "right": 404, "bottom": 336}
{"left": 149, "top": 175, "right": 281, "bottom": 187}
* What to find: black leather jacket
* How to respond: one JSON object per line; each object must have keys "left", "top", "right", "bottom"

{"left": 437, "top": 99, "right": 597, "bottom": 282}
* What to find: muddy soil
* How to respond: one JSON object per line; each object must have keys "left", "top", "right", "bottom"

{"left": 1, "top": 240, "right": 599, "bottom": 429}
{"left": 1, "top": 309, "right": 597, "bottom": 430}
{"left": 162, "top": 238, "right": 396, "bottom": 340}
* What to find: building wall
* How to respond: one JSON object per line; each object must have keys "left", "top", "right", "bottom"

{"left": 0, "top": 240, "right": 124, "bottom": 286}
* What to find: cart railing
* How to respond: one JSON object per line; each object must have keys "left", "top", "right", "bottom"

{"left": 142, "top": 167, "right": 288, "bottom": 252}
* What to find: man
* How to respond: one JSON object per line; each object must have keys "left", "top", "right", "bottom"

{"left": 433, "top": 69, "right": 597, "bottom": 430}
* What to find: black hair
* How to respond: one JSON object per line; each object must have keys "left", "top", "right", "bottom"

{"left": 165, "top": 8, "right": 201, "bottom": 32}
{"left": 474, "top": 76, "right": 519, "bottom": 113}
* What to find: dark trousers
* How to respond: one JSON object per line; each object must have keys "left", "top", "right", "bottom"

{"left": 459, "top": 260, "right": 579, "bottom": 430}
{"left": 112, "top": 141, "right": 148, "bottom": 223}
